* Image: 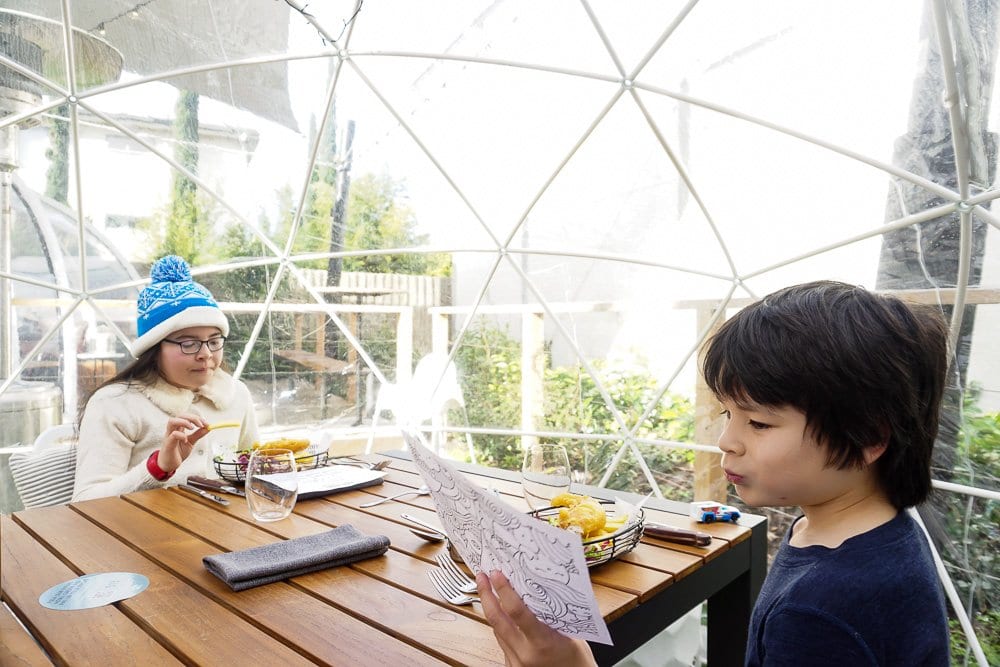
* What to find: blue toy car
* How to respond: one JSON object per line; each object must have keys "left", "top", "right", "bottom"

{"left": 690, "top": 500, "right": 741, "bottom": 523}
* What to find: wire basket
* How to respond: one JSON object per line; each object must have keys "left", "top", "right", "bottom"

{"left": 528, "top": 500, "right": 645, "bottom": 567}
{"left": 212, "top": 449, "right": 328, "bottom": 483}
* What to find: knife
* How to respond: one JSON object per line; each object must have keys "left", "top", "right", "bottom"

{"left": 643, "top": 522, "right": 712, "bottom": 547}
{"left": 177, "top": 483, "right": 230, "bottom": 506}
{"left": 186, "top": 475, "right": 246, "bottom": 497}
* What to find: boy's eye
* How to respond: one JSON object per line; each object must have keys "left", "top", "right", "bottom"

{"left": 720, "top": 408, "right": 771, "bottom": 429}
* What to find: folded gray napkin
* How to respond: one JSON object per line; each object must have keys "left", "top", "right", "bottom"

{"left": 203, "top": 525, "right": 390, "bottom": 591}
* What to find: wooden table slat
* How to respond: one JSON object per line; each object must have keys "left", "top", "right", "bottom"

{"left": 1, "top": 514, "right": 181, "bottom": 666}
{"left": 10, "top": 507, "right": 314, "bottom": 666}
{"left": 77, "top": 495, "right": 453, "bottom": 666}
{"left": 0, "top": 602, "right": 53, "bottom": 667}
{"left": 125, "top": 489, "right": 504, "bottom": 665}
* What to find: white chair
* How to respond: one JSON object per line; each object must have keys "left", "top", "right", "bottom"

{"left": 366, "top": 352, "right": 475, "bottom": 462}
{"left": 9, "top": 424, "right": 78, "bottom": 509}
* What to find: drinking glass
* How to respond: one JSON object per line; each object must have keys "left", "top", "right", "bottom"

{"left": 245, "top": 448, "right": 299, "bottom": 522}
{"left": 521, "top": 443, "right": 571, "bottom": 510}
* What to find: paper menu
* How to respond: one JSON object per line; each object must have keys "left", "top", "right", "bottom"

{"left": 403, "top": 431, "right": 612, "bottom": 645}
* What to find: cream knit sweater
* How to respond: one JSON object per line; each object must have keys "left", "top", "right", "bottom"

{"left": 73, "top": 369, "right": 259, "bottom": 501}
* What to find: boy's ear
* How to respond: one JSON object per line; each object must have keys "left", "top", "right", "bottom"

{"left": 862, "top": 439, "right": 888, "bottom": 465}
{"left": 862, "top": 424, "right": 892, "bottom": 466}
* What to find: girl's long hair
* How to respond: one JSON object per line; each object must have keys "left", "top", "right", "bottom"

{"left": 76, "top": 345, "right": 161, "bottom": 426}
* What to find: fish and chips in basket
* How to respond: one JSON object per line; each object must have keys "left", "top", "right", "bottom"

{"left": 528, "top": 492, "right": 645, "bottom": 567}
{"left": 213, "top": 437, "right": 328, "bottom": 483}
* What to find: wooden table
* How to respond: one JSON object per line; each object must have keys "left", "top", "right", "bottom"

{"left": 1, "top": 452, "right": 766, "bottom": 666}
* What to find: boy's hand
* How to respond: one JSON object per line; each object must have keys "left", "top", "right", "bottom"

{"left": 476, "top": 571, "right": 597, "bottom": 667}
{"left": 159, "top": 413, "right": 209, "bottom": 472}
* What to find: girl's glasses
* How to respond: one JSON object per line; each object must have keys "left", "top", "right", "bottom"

{"left": 163, "top": 337, "right": 226, "bottom": 355}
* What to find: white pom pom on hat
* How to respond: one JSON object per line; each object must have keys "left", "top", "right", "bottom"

{"left": 131, "top": 255, "right": 229, "bottom": 357}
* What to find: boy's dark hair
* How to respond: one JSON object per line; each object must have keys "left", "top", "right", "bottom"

{"left": 702, "top": 280, "right": 950, "bottom": 509}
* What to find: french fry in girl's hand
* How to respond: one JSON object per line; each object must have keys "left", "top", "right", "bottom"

{"left": 206, "top": 421, "right": 241, "bottom": 431}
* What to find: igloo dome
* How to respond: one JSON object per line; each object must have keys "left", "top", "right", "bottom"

{"left": 0, "top": 1, "right": 997, "bottom": 661}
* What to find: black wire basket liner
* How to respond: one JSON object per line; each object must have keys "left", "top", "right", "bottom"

{"left": 212, "top": 449, "right": 329, "bottom": 483}
{"left": 528, "top": 500, "right": 645, "bottom": 567}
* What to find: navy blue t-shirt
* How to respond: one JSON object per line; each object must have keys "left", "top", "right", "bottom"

{"left": 746, "top": 511, "right": 949, "bottom": 666}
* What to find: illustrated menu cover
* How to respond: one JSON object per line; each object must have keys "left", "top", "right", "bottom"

{"left": 403, "top": 431, "right": 612, "bottom": 645}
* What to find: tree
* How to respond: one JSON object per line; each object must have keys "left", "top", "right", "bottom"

{"left": 44, "top": 104, "right": 69, "bottom": 204}
{"left": 158, "top": 90, "right": 202, "bottom": 262}
{"left": 343, "top": 173, "right": 450, "bottom": 276}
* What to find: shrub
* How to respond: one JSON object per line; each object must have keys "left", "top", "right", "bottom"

{"left": 457, "top": 324, "right": 695, "bottom": 499}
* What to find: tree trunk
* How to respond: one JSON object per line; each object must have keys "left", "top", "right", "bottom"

{"left": 44, "top": 103, "right": 69, "bottom": 204}
{"left": 162, "top": 90, "right": 200, "bottom": 261}
{"left": 325, "top": 120, "right": 355, "bottom": 360}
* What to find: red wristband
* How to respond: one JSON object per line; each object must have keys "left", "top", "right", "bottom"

{"left": 146, "top": 450, "right": 175, "bottom": 481}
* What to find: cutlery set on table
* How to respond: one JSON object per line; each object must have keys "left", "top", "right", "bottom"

{"left": 427, "top": 553, "right": 480, "bottom": 605}
{"left": 182, "top": 455, "right": 391, "bottom": 505}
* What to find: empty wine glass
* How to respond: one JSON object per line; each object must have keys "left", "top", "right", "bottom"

{"left": 521, "top": 443, "right": 571, "bottom": 510}
{"left": 245, "top": 448, "right": 298, "bottom": 522}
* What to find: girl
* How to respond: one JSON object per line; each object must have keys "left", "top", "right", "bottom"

{"left": 73, "top": 256, "right": 258, "bottom": 501}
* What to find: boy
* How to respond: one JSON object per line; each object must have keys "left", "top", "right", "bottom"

{"left": 476, "top": 280, "right": 950, "bottom": 666}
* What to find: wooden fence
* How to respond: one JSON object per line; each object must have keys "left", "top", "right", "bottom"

{"left": 299, "top": 270, "right": 449, "bottom": 355}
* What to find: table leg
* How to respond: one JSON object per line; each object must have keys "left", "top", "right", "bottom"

{"left": 593, "top": 516, "right": 767, "bottom": 667}
{"left": 706, "top": 518, "right": 767, "bottom": 666}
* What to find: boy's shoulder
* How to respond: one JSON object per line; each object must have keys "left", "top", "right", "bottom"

{"left": 778, "top": 513, "right": 939, "bottom": 602}
{"left": 755, "top": 513, "right": 948, "bottom": 664}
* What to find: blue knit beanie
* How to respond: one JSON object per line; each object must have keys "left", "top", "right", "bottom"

{"left": 132, "top": 256, "right": 229, "bottom": 357}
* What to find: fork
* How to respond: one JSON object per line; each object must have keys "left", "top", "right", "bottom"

{"left": 327, "top": 458, "right": 391, "bottom": 471}
{"left": 427, "top": 568, "right": 480, "bottom": 605}
{"left": 434, "top": 553, "right": 477, "bottom": 594}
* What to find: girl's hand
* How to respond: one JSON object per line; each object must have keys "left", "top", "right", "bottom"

{"left": 476, "top": 571, "right": 597, "bottom": 667}
{"left": 158, "top": 413, "right": 209, "bottom": 473}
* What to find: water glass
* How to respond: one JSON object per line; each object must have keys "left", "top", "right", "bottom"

{"left": 245, "top": 448, "right": 299, "bottom": 522}
{"left": 521, "top": 443, "right": 571, "bottom": 510}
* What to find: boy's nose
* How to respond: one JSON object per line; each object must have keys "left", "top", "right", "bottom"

{"left": 716, "top": 422, "right": 742, "bottom": 455}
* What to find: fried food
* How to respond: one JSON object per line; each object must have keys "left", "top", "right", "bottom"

{"left": 550, "top": 492, "right": 607, "bottom": 538}
{"left": 252, "top": 438, "right": 311, "bottom": 453}
{"left": 206, "top": 421, "right": 240, "bottom": 431}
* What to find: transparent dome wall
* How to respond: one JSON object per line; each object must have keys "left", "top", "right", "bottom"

{"left": 1, "top": 1, "right": 998, "bottom": 660}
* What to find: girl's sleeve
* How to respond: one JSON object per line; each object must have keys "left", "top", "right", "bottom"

{"left": 73, "top": 389, "right": 162, "bottom": 501}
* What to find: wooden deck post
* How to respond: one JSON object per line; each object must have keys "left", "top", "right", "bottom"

{"left": 431, "top": 310, "right": 449, "bottom": 356}
{"left": 395, "top": 307, "right": 414, "bottom": 383}
{"left": 694, "top": 303, "right": 728, "bottom": 502}
{"left": 521, "top": 311, "right": 545, "bottom": 451}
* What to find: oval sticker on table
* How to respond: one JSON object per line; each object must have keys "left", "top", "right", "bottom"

{"left": 39, "top": 572, "right": 149, "bottom": 610}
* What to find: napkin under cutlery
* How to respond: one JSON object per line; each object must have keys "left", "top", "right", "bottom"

{"left": 203, "top": 525, "right": 390, "bottom": 591}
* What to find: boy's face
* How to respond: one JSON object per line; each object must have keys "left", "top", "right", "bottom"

{"left": 716, "top": 398, "right": 871, "bottom": 509}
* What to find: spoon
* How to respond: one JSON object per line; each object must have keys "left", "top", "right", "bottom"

{"left": 400, "top": 512, "right": 447, "bottom": 537}
{"left": 360, "top": 485, "right": 431, "bottom": 508}
{"left": 409, "top": 528, "right": 446, "bottom": 542}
